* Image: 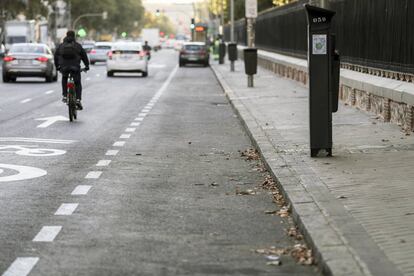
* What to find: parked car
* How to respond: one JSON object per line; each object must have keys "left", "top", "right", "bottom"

{"left": 89, "top": 42, "right": 112, "bottom": 64}
{"left": 2, "top": 43, "right": 58, "bottom": 83}
{"left": 0, "top": 44, "right": 5, "bottom": 58}
{"left": 81, "top": 41, "right": 95, "bottom": 54}
{"left": 106, "top": 42, "right": 148, "bottom": 77}
{"left": 179, "top": 42, "right": 209, "bottom": 67}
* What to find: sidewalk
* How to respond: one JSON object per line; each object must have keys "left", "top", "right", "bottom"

{"left": 211, "top": 61, "right": 414, "bottom": 276}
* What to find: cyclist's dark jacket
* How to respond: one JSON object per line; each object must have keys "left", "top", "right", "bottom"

{"left": 54, "top": 36, "right": 89, "bottom": 70}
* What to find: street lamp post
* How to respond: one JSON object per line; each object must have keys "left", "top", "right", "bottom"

{"left": 72, "top": 12, "right": 107, "bottom": 30}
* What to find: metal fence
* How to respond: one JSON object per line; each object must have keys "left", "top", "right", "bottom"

{"left": 225, "top": 0, "right": 414, "bottom": 74}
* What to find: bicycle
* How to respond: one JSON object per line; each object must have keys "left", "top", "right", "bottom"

{"left": 66, "top": 68, "right": 87, "bottom": 122}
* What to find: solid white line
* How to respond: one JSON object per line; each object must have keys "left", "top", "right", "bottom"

{"left": 71, "top": 185, "right": 92, "bottom": 195}
{"left": 85, "top": 171, "right": 102, "bottom": 179}
{"left": 0, "top": 137, "right": 75, "bottom": 144}
{"left": 20, "top": 98, "right": 32, "bottom": 104}
{"left": 120, "top": 134, "right": 131, "bottom": 139}
{"left": 134, "top": 117, "right": 144, "bottom": 121}
{"left": 125, "top": 128, "right": 136, "bottom": 132}
{"left": 2, "top": 257, "right": 39, "bottom": 276}
{"left": 55, "top": 203, "right": 78, "bottom": 215}
{"left": 33, "top": 226, "right": 62, "bottom": 242}
{"left": 45, "top": 90, "right": 54, "bottom": 94}
{"left": 96, "top": 160, "right": 111, "bottom": 166}
{"left": 130, "top": 122, "right": 140, "bottom": 127}
{"left": 105, "top": 150, "right": 119, "bottom": 156}
{"left": 113, "top": 141, "right": 125, "bottom": 147}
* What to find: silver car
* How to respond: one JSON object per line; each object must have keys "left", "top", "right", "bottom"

{"left": 89, "top": 42, "right": 112, "bottom": 64}
{"left": 2, "top": 43, "right": 57, "bottom": 83}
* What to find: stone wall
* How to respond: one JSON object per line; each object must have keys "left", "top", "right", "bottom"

{"left": 240, "top": 48, "right": 414, "bottom": 132}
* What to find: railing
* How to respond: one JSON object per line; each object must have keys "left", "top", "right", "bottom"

{"left": 225, "top": 0, "right": 414, "bottom": 80}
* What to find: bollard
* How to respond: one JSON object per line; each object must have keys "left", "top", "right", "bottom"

{"left": 228, "top": 43, "right": 238, "bottom": 72}
{"left": 243, "top": 48, "right": 257, "bottom": 88}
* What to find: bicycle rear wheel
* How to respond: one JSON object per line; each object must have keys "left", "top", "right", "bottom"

{"left": 68, "top": 94, "right": 76, "bottom": 122}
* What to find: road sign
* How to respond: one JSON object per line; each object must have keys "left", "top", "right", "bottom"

{"left": 245, "top": 0, "right": 257, "bottom": 18}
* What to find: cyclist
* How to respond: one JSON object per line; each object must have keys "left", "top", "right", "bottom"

{"left": 54, "top": 30, "right": 89, "bottom": 110}
{"left": 143, "top": 41, "right": 152, "bottom": 60}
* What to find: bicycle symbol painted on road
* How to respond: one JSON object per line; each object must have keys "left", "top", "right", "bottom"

{"left": 0, "top": 145, "right": 66, "bottom": 157}
{"left": 0, "top": 163, "right": 47, "bottom": 182}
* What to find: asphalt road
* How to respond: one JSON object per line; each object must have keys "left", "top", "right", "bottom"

{"left": 0, "top": 50, "right": 319, "bottom": 276}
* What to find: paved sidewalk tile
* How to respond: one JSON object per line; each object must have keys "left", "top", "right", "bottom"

{"left": 212, "top": 61, "right": 413, "bottom": 276}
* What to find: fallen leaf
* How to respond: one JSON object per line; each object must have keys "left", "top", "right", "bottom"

{"left": 236, "top": 189, "right": 256, "bottom": 195}
{"left": 264, "top": 210, "right": 278, "bottom": 215}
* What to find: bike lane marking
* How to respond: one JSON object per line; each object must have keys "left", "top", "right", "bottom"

{"left": 96, "top": 160, "right": 111, "bottom": 167}
{"left": 105, "top": 150, "right": 119, "bottom": 156}
{"left": 20, "top": 99, "right": 32, "bottom": 104}
{"left": 54, "top": 204, "right": 79, "bottom": 216}
{"left": 1, "top": 257, "right": 39, "bottom": 276}
{"left": 33, "top": 226, "right": 62, "bottom": 242}
{"left": 130, "top": 122, "right": 140, "bottom": 127}
{"left": 120, "top": 134, "right": 131, "bottom": 139}
{"left": 125, "top": 128, "right": 136, "bottom": 133}
{"left": 0, "top": 164, "right": 47, "bottom": 182}
{"left": 0, "top": 137, "right": 75, "bottom": 144}
{"left": 113, "top": 141, "right": 125, "bottom": 147}
{"left": 134, "top": 117, "right": 144, "bottom": 121}
{"left": 85, "top": 171, "right": 102, "bottom": 179}
{"left": 71, "top": 185, "right": 92, "bottom": 195}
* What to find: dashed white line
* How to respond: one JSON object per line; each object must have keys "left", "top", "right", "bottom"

{"left": 86, "top": 77, "right": 91, "bottom": 81}
{"left": 130, "top": 122, "right": 140, "bottom": 127}
{"left": 71, "top": 185, "right": 92, "bottom": 195}
{"left": 20, "top": 98, "right": 32, "bottom": 104}
{"left": 2, "top": 257, "right": 39, "bottom": 276}
{"left": 33, "top": 226, "right": 62, "bottom": 242}
{"left": 96, "top": 160, "right": 111, "bottom": 166}
{"left": 120, "top": 134, "right": 131, "bottom": 139}
{"left": 85, "top": 171, "right": 102, "bottom": 179}
{"left": 45, "top": 90, "right": 54, "bottom": 94}
{"left": 142, "top": 108, "right": 151, "bottom": 112}
{"left": 55, "top": 203, "right": 79, "bottom": 216}
{"left": 134, "top": 118, "right": 144, "bottom": 121}
{"left": 96, "top": 74, "right": 100, "bottom": 77}
{"left": 138, "top": 113, "right": 147, "bottom": 117}
{"left": 125, "top": 128, "right": 136, "bottom": 132}
{"left": 113, "top": 141, "right": 126, "bottom": 147}
{"left": 105, "top": 150, "right": 119, "bottom": 156}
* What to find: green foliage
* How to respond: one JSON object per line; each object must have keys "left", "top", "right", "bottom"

{"left": 0, "top": 0, "right": 48, "bottom": 19}
{"left": 142, "top": 12, "right": 176, "bottom": 36}
{"left": 69, "top": 0, "right": 144, "bottom": 35}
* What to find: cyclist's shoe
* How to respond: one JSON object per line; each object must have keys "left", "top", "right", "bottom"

{"left": 62, "top": 96, "right": 67, "bottom": 103}
{"left": 76, "top": 100, "right": 83, "bottom": 110}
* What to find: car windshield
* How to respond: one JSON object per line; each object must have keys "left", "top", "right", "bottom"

{"left": 185, "top": 45, "right": 204, "bottom": 51}
{"left": 96, "top": 45, "right": 111, "bottom": 50}
{"left": 10, "top": 45, "right": 46, "bottom": 54}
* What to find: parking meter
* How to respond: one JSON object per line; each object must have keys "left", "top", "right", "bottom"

{"left": 219, "top": 42, "right": 226, "bottom": 64}
{"left": 305, "top": 4, "right": 338, "bottom": 157}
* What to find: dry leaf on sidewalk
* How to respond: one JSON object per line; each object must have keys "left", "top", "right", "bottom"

{"left": 236, "top": 188, "right": 256, "bottom": 195}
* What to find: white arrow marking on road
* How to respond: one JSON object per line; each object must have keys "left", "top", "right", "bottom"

{"left": 2, "top": 257, "right": 39, "bottom": 276}
{"left": 35, "top": 116, "right": 68, "bottom": 128}
{"left": 0, "top": 164, "right": 47, "bottom": 182}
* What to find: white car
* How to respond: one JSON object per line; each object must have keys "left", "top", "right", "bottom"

{"left": 106, "top": 42, "right": 148, "bottom": 77}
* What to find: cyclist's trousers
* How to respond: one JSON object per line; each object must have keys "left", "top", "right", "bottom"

{"left": 61, "top": 71, "right": 82, "bottom": 100}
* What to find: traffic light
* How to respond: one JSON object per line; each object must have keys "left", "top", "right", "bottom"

{"left": 77, "top": 28, "right": 87, "bottom": 38}
{"left": 190, "top": 18, "right": 195, "bottom": 29}
{"left": 121, "top": 32, "right": 127, "bottom": 38}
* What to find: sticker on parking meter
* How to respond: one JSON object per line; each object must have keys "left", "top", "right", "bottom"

{"left": 312, "top": 34, "right": 327, "bottom": 55}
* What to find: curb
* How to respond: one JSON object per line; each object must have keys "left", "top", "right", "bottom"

{"left": 210, "top": 64, "right": 378, "bottom": 276}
